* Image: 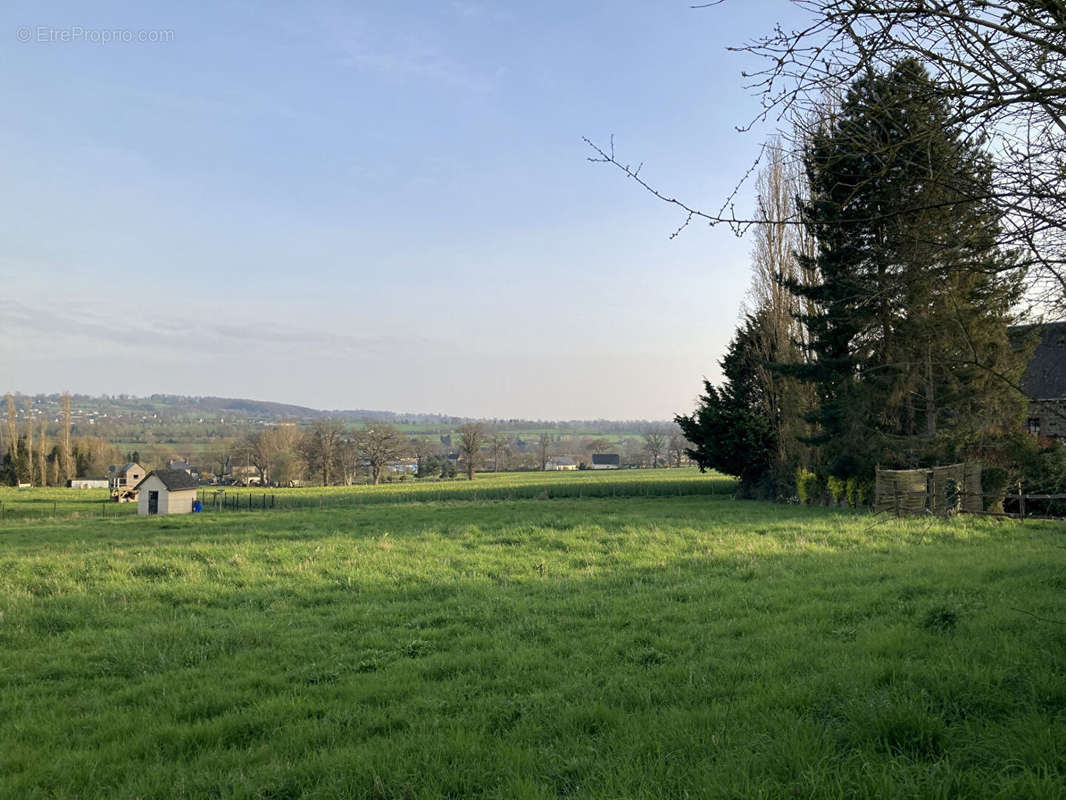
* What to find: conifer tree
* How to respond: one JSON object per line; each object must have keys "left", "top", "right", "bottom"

{"left": 676, "top": 314, "right": 777, "bottom": 495}
{"left": 785, "top": 59, "right": 1027, "bottom": 477}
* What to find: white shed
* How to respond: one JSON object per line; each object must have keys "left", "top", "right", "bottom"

{"left": 133, "top": 469, "right": 200, "bottom": 516}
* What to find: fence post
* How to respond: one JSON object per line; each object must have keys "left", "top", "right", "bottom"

{"left": 1018, "top": 483, "right": 1026, "bottom": 519}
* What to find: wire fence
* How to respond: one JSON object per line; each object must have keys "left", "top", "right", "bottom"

{"left": 201, "top": 475, "right": 734, "bottom": 513}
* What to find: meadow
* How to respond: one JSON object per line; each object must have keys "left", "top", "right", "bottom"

{"left": 0, "top": 469, "right": 727, "bottom": 522}
{"left": 1, "top": 479, "right": 1064, "bottom": 798}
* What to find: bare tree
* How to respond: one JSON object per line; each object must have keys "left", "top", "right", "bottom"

{"left": 355, "top": 423, "right": 407, "bottom": 484}
{"left": 590, "top": 1, "right": 1066, "bottom": 314}
{"left": 537, "top": 432, "right": 551, "bottom": 471}
{"left": 5, "top": 395, "right": 15, "bottom": 467}
{"left": 489, "top": 431, "right": 510, "bottom": 472}
{"left": 457, "top": 423, "right": 485, "bottom": 480}
{"left": 239, "top": 431, "right": 271, "bottom": 485}
{"left": 667, "top": 426, "right": 688, "bottom": 469}
{"left": 304, "top": 418, "right": 345, "bottom": 486}
{"left": 37, "top": 417, "right": 48, "bottom": 486}
{"left": 25, "top": 398, "right": 35, "bottom": 486}
{"left": 59, "top": 392, "right": 74, "bottom": 484}
{"left": 642, "top": 426, "right": 669, "bottom": 469}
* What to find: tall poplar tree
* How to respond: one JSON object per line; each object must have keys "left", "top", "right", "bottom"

{"left": 786, "top": 59, "right": 1027, "bottom": 477}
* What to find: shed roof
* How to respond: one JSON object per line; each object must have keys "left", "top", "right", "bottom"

{"left": 592, "top": 453, "right": 621, "bottom": 465}
{"left": 134, "top": 469, "right": 200, "bottom": 492}
{"left": 1013, "top": 322, "right": 1066, "bottom": 400}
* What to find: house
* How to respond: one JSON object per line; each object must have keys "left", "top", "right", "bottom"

{"left": 108, "top": 462, "right": 146, "bottom": 501}
{"left": 69, "top": 479, "right": 109, "bottom": 489}
{"left": 1016, "top": 322, "right": 1066, "bottom": 439}
{"left": 545, "top": 457, "right": 578, "bottom": 471}
{"left": 590, "top": 453, "right": 621, "bottom": 470}
{"left": 133, "top": 469, "right": 200, "bottom": 516}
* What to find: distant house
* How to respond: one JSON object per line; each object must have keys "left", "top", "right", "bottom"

{"left": 1015, "top": 322, "right": 1066, "bottom": 439}
{"left": 108, "top": 462, "right": 146, "bottom": 501}
{"left": 133, "top": 469, "right": 200, "bottom": 516}
{"left": 69, "top": 479, "right": 109, "bottom": 489}
{"left": 168, "top": 459, "right": 201, "bottom": 480}
{"left": 590, "top": 453, "right": 621, "bottom": 470}
{"left": 545, "top": 457, "right": 578, "bottom": 471}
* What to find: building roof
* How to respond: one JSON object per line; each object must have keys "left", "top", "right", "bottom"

{"left": 1014, "top": 322, "right": 1066, "bottom": 400}
{"left": 592, "top": 453, "right": 621, "bottom": 465}
{"left": 549, "top": 456, "right": 577, "bottom": 466}
{"left": 111, "top": 462, "right": 144, "bottom": 475}
{"left": 134, "top": 469, "right": 200, "bottom": 492}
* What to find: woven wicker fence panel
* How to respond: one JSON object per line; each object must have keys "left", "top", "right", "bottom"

{"left": 931, "top": 464, "right": 965, "bottom": 515}
{"left": 962, "top": 461, "right": 983, "bottom": 513}
{"left": 875, "top": 468, "right": 929, "bottom": 515}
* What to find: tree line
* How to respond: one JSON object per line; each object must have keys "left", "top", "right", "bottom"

{"left": 238, "top": 421, "right": 691, "bottom": 486}
{"left": 675, "top": 57, "right": 1066, "bottom": 501}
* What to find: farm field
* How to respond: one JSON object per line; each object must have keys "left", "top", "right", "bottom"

{"left": 1, "top": 491, "right": 1064, "bottom": 798}
{"left": 0, "top": 468, "right": 725, "bottom": 522}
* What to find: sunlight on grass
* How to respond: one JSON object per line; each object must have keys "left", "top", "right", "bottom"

{"left": 0, "top": 494, "right": 1063, "bottom": 798}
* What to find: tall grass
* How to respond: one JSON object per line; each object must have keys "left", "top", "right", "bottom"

{"left": 0, "top": 494, "right": 1063, "bottom": 797}
{"left": 0, "top": 469, "right": 732, "bottom": 523}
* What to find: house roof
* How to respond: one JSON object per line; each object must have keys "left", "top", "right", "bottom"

{"left": 1014, "top": 322, "right": 1066, "bottom": 400}
{"left": 111, "top": 462, "right": 143, "bottom": 475}
{"left": 134, "top": 469, "right": 200, "bottom": 492}
{"left": 592, "top": 453, "right": 621, "bottom": 465}
{"left": 549, "top": 456, "right": 577, "bottom": 466}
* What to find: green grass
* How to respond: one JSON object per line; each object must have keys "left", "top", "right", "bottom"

{"left": 0, "top": 469, "right": 727, "bottom": 522}
{"left": 1, "top": 494, "right": 1064, "bottom": 798}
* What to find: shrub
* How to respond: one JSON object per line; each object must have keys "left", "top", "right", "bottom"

{"left": 845, "top": 477, "right": 869, "bottom": 508}
{"left": 827, "top": 476, "right": 847, "bottom": 506}
{"left": 982, "top": 466, "right": 1010, "bottom": 513}
{"left": 796, "top": 469, "right": 821, "bottom": 505}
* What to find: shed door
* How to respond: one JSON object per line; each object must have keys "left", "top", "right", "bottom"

{"left": 148, "top": 491, "right": 159, "bottom": 515}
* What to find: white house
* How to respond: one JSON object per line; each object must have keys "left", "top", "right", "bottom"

{"left": 69, "top": 479, "right": 109, "bottom": 489}
{"left": 545, "top": 457, "right": 578, "bottom": 471}
{"left": 133, "top": 469, "right": 200, "bottom": 516}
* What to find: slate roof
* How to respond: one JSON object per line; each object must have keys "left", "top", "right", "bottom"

{"left": 592, "top": 453, "right": 621, "bottom": 466}
{"left": 1014, "top": 323, "right": 1066, "bottom": 400}
{"left": 134, "top": 469, "right": 200, "bottom": 492}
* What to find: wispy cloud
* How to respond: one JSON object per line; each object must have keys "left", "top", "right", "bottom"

{"left": 319, "top": 10, "right": 494, "bottom": 93}
{"left": 0, "top": 299, "right": 429, "bottom": 360}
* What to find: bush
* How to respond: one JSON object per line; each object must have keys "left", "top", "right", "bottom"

{"left": 982, "top": 466, "right": 1010, "bottom": 513}
{"left": 845, "top": 477, "right": 870, "bottom": 508}
{"left": 827, "top": 476, "right": 847, "bottom": 506}
{"left": 796, "top": 468, "right": 821, "bottom": 505}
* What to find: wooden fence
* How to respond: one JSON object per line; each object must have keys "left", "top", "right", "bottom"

{"left": 874, "top": 462, "right": 1066, "bottom": 519}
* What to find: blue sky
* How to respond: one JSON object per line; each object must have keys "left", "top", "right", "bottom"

{"left": 1, "top": 1, "right": 804, "bottom": 419}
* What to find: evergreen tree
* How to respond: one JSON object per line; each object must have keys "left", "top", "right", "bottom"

{"left": 676, "top": 315, "right": 777, "bottom": 495}
{"left": 785, "top": 59, "right": 1027, "bottom": 477}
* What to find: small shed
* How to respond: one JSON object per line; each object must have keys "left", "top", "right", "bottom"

{"left": 133, "top": 469, "right": 200, "bottom": 516}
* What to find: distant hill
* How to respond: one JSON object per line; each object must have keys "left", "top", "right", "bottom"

{"left": 3, "top": 392, "right": 667, "bottom": 432}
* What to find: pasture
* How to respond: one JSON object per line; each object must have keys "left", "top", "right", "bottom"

{"left": 0, "top": 469, "right": 725, "bottom": 522}
{"left": 0, "top": 484, "right": 1064, "bottom": 798}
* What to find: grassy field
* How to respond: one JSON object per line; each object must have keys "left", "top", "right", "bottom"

{"left": 0, "top": 469, "right": 726, "bottom": 522}
{"left": 1, "top": 488, "right": 1064, "bottom": 798}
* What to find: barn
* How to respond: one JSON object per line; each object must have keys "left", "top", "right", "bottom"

{"left": 133, "top": 469, "right": 200, "bottom": 516}
{"left": 591, "top": 453, "right": 621, "bottom": 470}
